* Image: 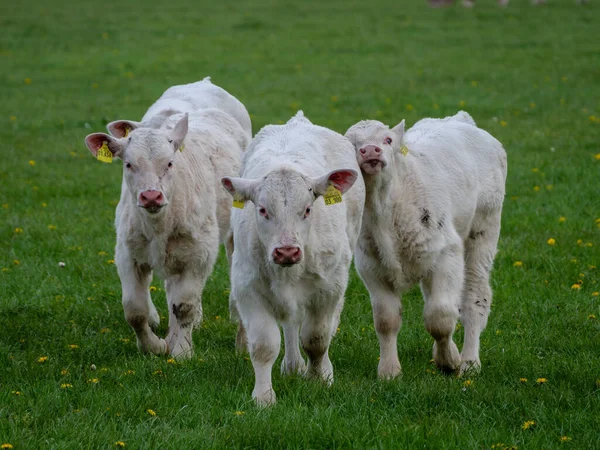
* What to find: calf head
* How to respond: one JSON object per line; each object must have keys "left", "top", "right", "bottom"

{"left": 222, "top": 168, "right": 357, "bottom": 267}
{"left": 345, "top": 119, "right": 405, "bottom": 176}
{"left": 84, "top": 114, "right": 189, "bottom": 215}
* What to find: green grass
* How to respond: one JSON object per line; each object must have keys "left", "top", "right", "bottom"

{"left": 1, "top": 0, "right": 599, "bottom": 448}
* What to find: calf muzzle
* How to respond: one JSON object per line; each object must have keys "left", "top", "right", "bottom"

{"left": 272, "top": 246, "right": 302, "bottom": 266}
{"left": 139, "top": 190, "right": 165, "bottom": 213}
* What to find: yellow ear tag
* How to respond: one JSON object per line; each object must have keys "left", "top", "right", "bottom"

{"left": 400, "top": 145, "right": 409, "bottom": 156}
{"left": 323, "top": 184, "right": 343, "bottom": 206}
{"left": 179, "top": 144, "right": 185, "bottom": 152}
{"left": 97, "top": 141, "right": 113, "bottom": 163}
{"left": 232, "top": 195, "right": 244, "bottom": 209}
{"left": 123, "top": 126, "right": 130, "bottom": 137}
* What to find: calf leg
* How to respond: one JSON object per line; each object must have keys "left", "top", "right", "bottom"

{"left": 460, "top": 210, "right": 501, "bottom": 374}
{"left": 301, "top": 301, "right": 338, "bottom": 384}
{"left": 165, "top": 272, "right": 208, "bottom": 360}
{"left": 421, "top": 245, "right": 463, "bottom": 373}
{"left": 117, "top": 251, "right": 167, "bottom": 355}
{"left": 281, "top": 321, "right": 306, "bottom": 375}
{"left": 226, "top": 232, "right": 247, "bottom": 353}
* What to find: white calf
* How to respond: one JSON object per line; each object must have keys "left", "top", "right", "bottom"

{"left": 85, "top": 108, "right": 248, "bottom": 359}
{"left": 222, "top": 111, "right": 365, "bottom": 405}
{"left": 345, "top": 111, "right": 507, "bottom": 376}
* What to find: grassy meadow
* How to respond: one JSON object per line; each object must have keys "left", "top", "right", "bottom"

{"left": 1, "top": 0, "right": 599, "bottom": 448}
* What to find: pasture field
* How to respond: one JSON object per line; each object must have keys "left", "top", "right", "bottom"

{"left": 1, "top": 0, "right": 599, "bottom": 448}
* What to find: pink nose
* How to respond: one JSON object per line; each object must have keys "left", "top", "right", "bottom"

{"left": 359, "top": 145, "right": 382, "bottom": 160}
{"left": 139, "top": 190, "right": 164, "bottom": 208}
{"left": 272, "top": 247, "right": 302, "bottom": 265}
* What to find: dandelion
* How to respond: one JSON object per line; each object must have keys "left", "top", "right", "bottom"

{"left": 29, "top": 160, "right": 35, "bottom": 166}
{"left": 13, "top": 260, "right": 19, "bottom": 265}
{"left": 37, "top": 356, "right": 48, "bottom": 363}
{"left": 463, "top": 379, "right": 473, "bottom": 387}
{"left": 11, "top": 391, "right": 21, "bottom": 396}
{"left": 61, "top": 383, "right": 73, "bottom": 389}
{"left": 522, "top": 420, "right": 536, "bottom": 430}
{"left": 234, "top": 411, "right": 245, "bottom": 416}
{"left": 98, "top": 251, "right": 107, "bottom": 256}
{"left": 2, "top": 203, "right": 8, "bottom": 208}
{"left": 24, "top": 77, "right": 32, "bottom": 85}
{"left": 330, "top": 95, "right": 338, "bottom": 102}
{"left": 533, "top": 186, "right": 540, "bottom": 192}
{"left": 88, "top": 378, "right": 99, "bottom": 384}
{"left": 107, "top": 259, "right": 115, "bottom": 264}
{"left": 100, "top": 328, "right": 110, "bottom": 334}
{"left": 68, "top": 344, "right": 79, "bottom": 349}
{"left": 471, "top": 80, "right": 478, "bottom": 86}
{"left": 513, "top": 261, "right": 523, "bottom": 267}
{"left": 558, "top": 217, "right": 566, "bottom": 223}
{"left": 519, "top": 378, "right": 527, "bottom": 383}
{"left": 547, "top": 238, "right": 556, "bottom": 246}
{"left": 577, "top": 239, "right": 583, "bottom": 245}
{"left": 153, "top": 370, "right": 164, "bottom": 376}
{"left": 1, "top": 444, "right": 14, "bottom": 449}
{"left": 48, "top": 225, "right": 56, "bottom": 231}
{"left": 167, "top": 358, "right": 176, "bottom": 364}
{"left": 92, "top": 82, "right": 99, "bottom": 89}
{"left": 590, "top": 265, "right": 597, "bottom": 270}
{"left": 531, "top": 167, "right": 539, "bottom": 173}
{"left": 596, "top": 153, "right": 600, "bottom": 160}
{"left": 571, "top": 284, "right": 581, "bottom": 290}
{"left": 546, "top": 185, "right": 553, "bottom": 190}
{"left": 2, "top": 268, "right": 9, "bottom": 272}
{"left": 147, "top": 409, "right": 156, "bottom": 416}
{"left": 405, "top": 104, "right": 414, "bottom": 111}
{"left": 124, "top": 370, "right": 135, "bottom": 375}
{"left": 585, "top": 242, "right": 593, "bottom": 247}
{"left": 536, "top": 378, "right": 548, "bottom": 384}
{"left": 149, "top": 286, "right": 157, "bottom": 292}
{"left": 559, "top": 436, "right": 571, "bottom": 442}
{"left": 433, "top": 103, "right": 439, "bottom": 110}
{"left": 589, "top": 315, "right": 597, "bottom": 320}
{"left": 14, "top": 227, "right": 23, "bottom": 233}
{"left": 42, "top": 202, "right": 47, "bottom": 207}
{"left": 459, "top": 100, "right": 465, "bottom": 107}
{"left": 500, "top": 120, "right": 507, "bottom": 127}
{"left": 592, "top": 292, "right": 599, "bottom": 297}
{"left": 114, "top": 442, "right": 125, "bottom": 448}
{"left": 529, "top": 102, "right": 536, "bottom": 109}
{"left": 215, "top": 315, "right": 221, "bottom": 320}
{"left": 61, "top": 369, "right": 69, "bottom": 375}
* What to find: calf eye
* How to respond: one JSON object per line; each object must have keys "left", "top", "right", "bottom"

{"left": 304, "top": 207, "right": 311, "bottom": 218}
{"left": 125, "top": 162, "right": 132, "bottom": 169}
{"left": 167, "top": 161, "right": 173, "bottom": 168}
{"left": 259, "top": 207, "right": 269, "bottom": 219}
{"left": 385, "top": 137, "right": 392, "bottom": 145}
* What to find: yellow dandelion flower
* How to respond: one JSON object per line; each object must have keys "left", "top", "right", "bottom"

{"left": 98, "top": 251, "right": 107, "bottom": 256}
{"left": 149, "top": 286, "right": 157, "bottom": 292}
{"left": 571, "top": 284, "right": 581, "bottom": 290}
{"left": 590, "top": 265, "right": 597, "bottom": 270}
{"left": 124, "top": 370, "right": 135, "bottom": 375}
{"left": 2, "top": 203, "right": 8, "bottom": 208}
{"left": 519, "top": 378, "right": 527, "bottom": 383}
{"left": 330, "top": 95, "right": 338, "bottom": 102}
{"left": 147, "top": 409, "right": 157, "bottom": 416}
{"left": 68, "top": 344, "right": 79, "bottom": 349}
{"left": 24, "top": 77, "right": 32, "bottom": 85}
{"left": 9, "top": 116, "right": 17, "bottom": 122}
{"left": 61, "top": 383, "right": 73, "bottom": 389}
{"left": 559, "top": 436, "right": 571, "bottom": 442}
{"left": 41, "top": 202, "right": 47, "bottom": 207}
{"left": 1, "top": 444, "right": 14, "bottom": 449}
{"left": 471, "top": 81, "right": 478, "bottom": 86}
{"left": 589, "top": 314, "right": 596, "bottom": 320}
{"left": 234, "top": 410, "right": 245, "bottom": 416}
{"left": 28, "top": 160, "right": 35, "bottom": 166}
{"left": 533, "top": 186, "right": 540, "bottom": 192}
{"left": 14, "top": 227, "right": 23, "bottom": 233}
{"left": 531, "top": 167, "right": 539, "bottom": 173}
{"left": 88, "top": 378, "right": 99, "bottom": 384}
{"left": 215, "top": 315, "right": 221, "bottom": 320}
{"left": 546, "top": 185, "right": 553, "bottom": 190}
{"left": 119, "top": 338, "right": 130, "bottom": 343}
{"left": 529, "top": 102, "right": 536, "bottom": 109}
{"left": 100, "top": 328, "right": 110, "bottom": 334}
{"left": 405, "top": 104, "right": 414, "bottom": 111}
{"left": 558, "top": 217, "right": 566, "bottom": 223}
{"left": 585, "top": 242, "right": 593, "bottom": 247}
{"left": 37, "top": 356, "right": 48, "bottom": 363}
{"left": 570, "top": 258, "right": 577, "bottom": 263}
{"left": 459, "top": 100, "right": 465, "bottom": 107}
{"left": 11, "top": 391, "right": 21, "bottom": 396}
{"left": 153, "top": 370, "right": 164, "bottom": 376}
{"left": 496, "top": 329, "right": 502, "bottom": 335}
{"left": 13, "top": 260, "right": 19, "bottom": 265}
{"left": 463, "top": 379, "right": 473, "bottom": 387}
{"left": 522, "top": 420, "right": 536, "bottom": 430}
{"left": 536, "top": 378, "right": 548, "bottom": 384}
{"left": 577, "top": 239, "right": 583, "bottom": 245}
{"left": 592, "top": 292, "right": 599, "bottom": 297}
{"left": 547, "top": 238, "right": 556, "bottom": 246}
{"left": 114, "top": 442, "right": 125, "bottom": 448}
{"left": 500, "top": 120, "right": 507, "bottom": 127}
{"left": 513, "top": 261, "right": 523, "bottom": 267}
{"left": 48, "top": 225, "right": 57, "bottom": 231}
{"left": 595, "top": 154, "right": 600, "bottom": 160}
{"left": 61, "top": 369, "right": 68, "bottom": 375}
{"left": 433, "top": 103, "right": 439, "bottom": 110}
{"left": 107, "top": 259, "right": 115, "bottom": 264}
{"left": 167, "top": 358, "right": 176, "bottom": 364}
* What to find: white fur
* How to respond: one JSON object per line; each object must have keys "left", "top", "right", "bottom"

{"left": 345, "top": 111, "right": 507, "bottom": 377}
{"left": 85, "top": 85, "right": 250, "bottom": 360}
{"left": 224, "top": 112, "right": 365, "bottom": 405}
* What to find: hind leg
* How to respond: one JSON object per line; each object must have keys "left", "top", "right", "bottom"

{"left": 226, "top": 232, "right": 248, "bottom": 353}
{"left": 460, "top": 210, "right": 501, "bottom": 374}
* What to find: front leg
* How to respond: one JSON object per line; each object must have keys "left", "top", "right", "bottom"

{"left": 165, "top": 271, "right": 208, "bottom": 360}
{"left": 281, "top": 321, "right": 306, "bottom": 375}
{"left": 117, "top": 247, "right": 167, "bottom": 355}
{"left": 420, "top": 245, "right": 463, "bottom": 373}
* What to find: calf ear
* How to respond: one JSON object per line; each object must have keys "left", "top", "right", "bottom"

{"left": 221, "top": 176, "right": 260, "bottom": 203}
{"left": 84, "top": 133, "right": 124, "bottom": 159}
{"left": 170, "top": 113, "right": 188, "bottom": 151}
{"left": 392, "top": 119, "right": 405, "bottom": 141}
{"left": 312, "top": 169, "right": 359, "bottom": 196}
{"left": 107, "top": 120, "right": 140, "bottom": 138}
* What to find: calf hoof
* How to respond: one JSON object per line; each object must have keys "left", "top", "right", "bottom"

{"left": 459, "top": 358, "right": 481, "bottom": 376}
{"left": 305, "top": 358, "right": 334, "bottom": 385}
{"left": 253, "top": 388, "right": 276, "bottom": 407}
{"left": 169, "top": 336, "right": 194, "bottom": 360}
{"left": 281, "top": 357, "right": 307, "bottom": 376}
{"left": 433, "top": 341, "right": 461, "bottom": 374}
{"left": 378, "top": 359, "right": 402, "bottom": 380}
{"left": 136, "top": 337, "right": 168, "bottom": 356}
